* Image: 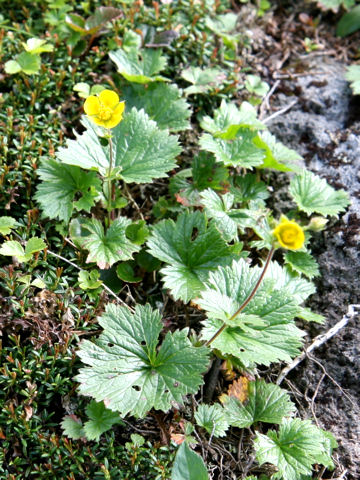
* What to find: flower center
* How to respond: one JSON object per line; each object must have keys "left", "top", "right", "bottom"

{"left": 281, "top": 227, "right": 297, "bottom": 244}
{"left": 98, "top": 105, "right": 113, "bottom": 121}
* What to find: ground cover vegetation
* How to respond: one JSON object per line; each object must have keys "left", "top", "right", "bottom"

{"left": 0, "top": 0, "right": 355, "bottom": 478}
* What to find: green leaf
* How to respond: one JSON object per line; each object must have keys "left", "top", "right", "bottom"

{"left": 254, "top": 418, "right": 337, "bottom": 480}
{"left": 0, "top": 238, "right": 45, "bottom": 262}
{"left": 57, "top": 109, "right": 181, "bottom": 183}
{"left": 284, "top": 251, "right": 320, "bottom": 279}
{"left": 345, "top": 64, "right": 360, "bottom": 94}
{"left": 194, "top": 404, "right": 229, "bottom": 438}
{"left": 13, "top": 52, "right": 41, "bottom": 75}
{"left": 83, "top": 400, "right": 123, "bottom": 441}
{"left": 84, "top": 7, "right": 122, "bottom": 34}
{"left": 0, "top": 216, "right": 18, "bottom": 235}
{"left": 169, "top": 153, "right": 229, "bottom": 207}
{"left": 78, "top": 270, "right": 103, "bottom": 290}
{"left": 199, "top": 259, "right": 305, "bottom": 366}
{"left": 171, "top": 442, "right": 209, "bottom": 480}
{"left": 205, "top": 12, "right": 238, "bottom": 34}
{"left": 253, "top": 131, "right": 302, "bottom": 172}
{"left": 61, "top": 415, "right": 84, "bottom": 440}
{"left": 125, "top": 220, "right": 149, "bottom": 245}
{"left": 289, "top": 170, "right": 350, "bottom": 216}
{"left": 80, "top": 218, "right": 140, "bottom": 269}
{"left": 122, "top": 83, "right": 191, "bottom": 132}
{"left": 265, "top": 261, "right": 315, "bottom": 304}
{"left": 66, "top": 13, "right": 86, "bottom": 33}
{"left": 0, "top": 241, "right": 26, "bottom": 261}
{"left": 24, "top": 237, "right": 46, "bottom": 256}
{"left": 200, "top": 189, "right": 253, "bottom": 241}
{"left": 200, "top": 100, "right": 265, "bottom": 137}
{"left": 192, "top": 153, "right": 229, "bottom": 191}
{"left": 22, "top": 37, "right": 54, "bottom": 54}
{"left": 199, "top": 130, "right": 265, "bottom": 168}
{"left": 31, "top": 278, "right": 46, "bottom": 289}
{"left": 109, "top": 48, "right": 168, "bottom": 83}
{"left": 336, "top": 5, "right": 360, "bottom": 37}
{"left": 126, "top": 433, "right": 145, "bottom": 448}
{"left": 231, "top": 174, "right": 269, "bottom": 203}
{"left": 223, "top": 380, "right": 295, "bottom": 428}
{"left": 245, "top": 75, "right": 269, "bottom": 97}
{"left": 198, "top": 259, "right": 300, "bottom": 324}
{"left": 76, "top": 304, "right": 209, "bottom": 417}
{"left": 147, "top": 211, "right": 236, "bottom": 303}
{"left": 35, "top": 159, "right": 101, "bottom": 222}
{"left": 297, "top": 307, "right": 325, "bottom": 324}
{"left": 73, "top": 82, "right": 91, "bottom": 98}
{"left": 4, "top": 60, "right": 22, "bottom": 74}
{"left": 181, "top": 67, "right": 225, "bottom": 95}
{"left": 116, "top": 262, "right": 141, "bottom": 283}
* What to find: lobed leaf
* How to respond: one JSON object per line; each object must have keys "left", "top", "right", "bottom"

{"left": 122, "top": 83, "right": 191, "bottom": 132}
{"left": 289, "top": 169, "right": 350, "bottom": 216}
{"left": 284, "top": 251, "right": 320, "bottom": 279}
{"left": 254, "top": 418, "right": 337, "bottom": 480}
{"left": 76, "top": 304, "right": 209, "bottom": 418}
{"left": 147, "top": 211, "right": 236, "bottom": 302}
{"left": 81, "top": 217, "right": 140, "bottom": 269}
{"left": 109, "top": 48, "right": 168, "bottom": 83}
{"left": 195, "top": 404, "right": 229, "bottom": 438}
{"left": 35, "top": 159, "right": 101, "bottom": 222}
{"left": 57, "top": 109, "right": 181, "bottom": 183}
{"left": 222, "top": 380, "right": 296, "bottom": 428}
{"left": 199, "top": 130, "right": 265, "bottom": 168}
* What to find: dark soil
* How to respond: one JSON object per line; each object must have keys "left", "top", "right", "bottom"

{"left": 265, "top": 56, "right": 360, "bottom": 479}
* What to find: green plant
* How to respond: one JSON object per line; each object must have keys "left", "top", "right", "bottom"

{"left": 0, "top": 1, "right": 352, "bottom": 478}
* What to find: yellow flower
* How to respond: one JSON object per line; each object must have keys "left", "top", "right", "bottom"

{"left": 84, "top": 89, "right": 125, "bottom": 129}
{"left": 273, "top": 218, "right": 305, "bottom": 250}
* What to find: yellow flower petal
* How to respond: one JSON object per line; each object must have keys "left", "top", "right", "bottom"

{"left": 91, "top": 116, "right": 107, "bottom": 128}
{"left": 99, "top": 89, "right": 119, "bottom": 108}
{"left": 84, "top": 96, "right": 100, "bottom": 115}
{"left": 103, "top": 112, "right": 123, "bottom": 129}
{"left": 113, "top": 101, "right": 125, "bottom": 116}
{"left": 273, "top": 219, "right": 305, "bottom": 250}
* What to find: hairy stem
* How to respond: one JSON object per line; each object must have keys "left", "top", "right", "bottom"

{"left": 205, "top": 246, "right": 275, "bottom": 347}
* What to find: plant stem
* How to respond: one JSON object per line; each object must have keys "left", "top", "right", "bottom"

{"left": 205, "top": 246, "right": 275, "bottom": 347}
{"left": 107, "top": 131, "right": 114, "bottom": 224}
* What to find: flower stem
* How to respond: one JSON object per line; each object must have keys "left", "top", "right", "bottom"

{"left": 205, "top": 246, "right": 275, "bottom": 347}
{"left": 107, "top": 131, "right": 114, "bottom": 225}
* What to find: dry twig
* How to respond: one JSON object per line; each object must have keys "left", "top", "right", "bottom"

{"left": 277, "top": 304, "right": 360, "bottom": 385}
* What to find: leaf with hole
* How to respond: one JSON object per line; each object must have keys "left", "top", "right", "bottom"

{"left": 76, "top": 304, "right": 209, "bottom": 417}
